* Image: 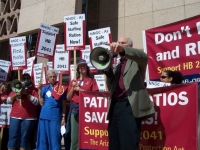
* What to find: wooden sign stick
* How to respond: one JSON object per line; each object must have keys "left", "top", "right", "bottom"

{"left": 18, "top": 70, "right": 22, "bottom": 106}
{"left": 74, "top": 50, "right": 77, "bottom": 80}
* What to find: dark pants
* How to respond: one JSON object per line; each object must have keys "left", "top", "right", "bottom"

{"left": 108, "top": 99, "right": 141, "bottom": 150}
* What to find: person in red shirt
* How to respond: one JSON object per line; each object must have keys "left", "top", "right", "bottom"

{"left": 7, "top": 73, "right": 39, "bottom": 150}
{"left": 0, "top": 82, "right": 10, "bottom": 150}
{"left": 0, "top": 82, "right": 9, "bottom": 104}
{"left": 66, "top": 59, "right": 99, "bottom": 150}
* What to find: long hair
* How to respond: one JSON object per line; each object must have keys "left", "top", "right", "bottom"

{"left": 164, "top": 70, "right": 184, "bottom": 84}
{"left": 0, "top": 82, "right": 9, "bottom": 94}
{"left": 76, "top": 65, "right": 92, "bottom": 79}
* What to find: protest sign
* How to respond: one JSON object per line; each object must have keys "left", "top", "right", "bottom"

{"left": 53, "top": 44, "right": 70, "bottom": 74}
{"left": 146, "top": 81, "right": 170, "bottom": 88}
{"left": 79, "top": 91, "right": 110, "bottom": 150}
{"left": 140, "top": 83, "right": 198, "bottom": 150}
{"left": 9, "top": 36, "right": 27, "bottom": 70}
{"left": 0, "top": 104, "right": 12, "bottom": 127}
{"left": 143, "top": 15, "right": 200, "bottom": 84}
{"left": 64, "top": 14, "right": 85, "bottom": 50}
{"left": 0, "top": 59, "right": 10, "bottom": 82}
{"left": 88, "top": 27, "right": 112, "bottom": 49}
{"left": 22, "top": 56, "right": 35, "bottom": 77}
{"left": 33, "top": 63, "right": 47, "bottom": 86}
{"left": 80, "top": 45, "right": 97, "bottom": 73}
{"left": 79, "top": 83, "right": 198, "bottom": 150}
{"left": 36, "top": 23, "right": 59, "bottom": 59}
{"left": 94, "top": 75, "right": 106, "bottom": 91}
{"left": 47, "top": 62, "right": 53, "bottom": 70}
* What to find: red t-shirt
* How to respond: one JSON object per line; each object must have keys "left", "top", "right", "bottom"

{"left": 68, "top": 78, "right": 99, "bottom": 103}
{"left": 9, "top": 86, "right": 39, "bottom": 119}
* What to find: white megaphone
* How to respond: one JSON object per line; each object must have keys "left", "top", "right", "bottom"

{"left": 90, "top": 46, "right": 112, "bottom": 70}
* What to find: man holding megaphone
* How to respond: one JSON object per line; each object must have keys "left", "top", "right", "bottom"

{"left": 103, "top": 37, "right": 155, "bottom": 150}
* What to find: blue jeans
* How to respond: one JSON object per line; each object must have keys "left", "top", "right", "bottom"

{"left": 7, "top": 118, "right": 36, "bottom": 149}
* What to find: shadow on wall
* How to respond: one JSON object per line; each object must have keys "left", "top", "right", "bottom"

{"left": 97, "top": 0, "right": 119, "bottom": 41}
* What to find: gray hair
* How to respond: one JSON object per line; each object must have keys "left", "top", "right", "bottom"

{"left": 127, "top": 38, "right": 133, "bottom": 47}
{"left": 46, "top": 69, "right": 58, "bottom": 78}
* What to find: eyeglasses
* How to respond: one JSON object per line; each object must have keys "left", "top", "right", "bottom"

{"left": 160, "top": 76, "right": 168, "bottom": 79}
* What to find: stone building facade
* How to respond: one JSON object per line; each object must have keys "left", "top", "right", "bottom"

{"left": 0, "top": 0, "right": 200, "bottom": 67}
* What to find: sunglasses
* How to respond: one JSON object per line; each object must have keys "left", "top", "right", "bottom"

{"left": 160, "top": 76, "right": 168, "bottom": 79}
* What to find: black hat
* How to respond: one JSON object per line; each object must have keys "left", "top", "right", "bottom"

{"left": 22, "top": 73, "right": 31, "bottom": 78}
{"left": 77, "top": 59, "right": 87, "bottom": 66}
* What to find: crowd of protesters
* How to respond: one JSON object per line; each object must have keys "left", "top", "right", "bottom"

{"left": 0, "top": 38, "right": 185, "bottom": 150}
{"left": 0, "top": 62, "right": 99, "bottom": 150}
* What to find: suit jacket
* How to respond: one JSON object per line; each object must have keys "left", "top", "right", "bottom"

{"left": 104, "top": 47, "right": 155, "bottom": 120}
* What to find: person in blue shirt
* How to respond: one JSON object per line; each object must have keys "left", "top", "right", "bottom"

{"left": 36, "top": 69, "right": 67, "bottom": 150}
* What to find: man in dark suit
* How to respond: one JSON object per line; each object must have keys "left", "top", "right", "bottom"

{"left": 104, "top": 37, "right": 155, "bottom": 150}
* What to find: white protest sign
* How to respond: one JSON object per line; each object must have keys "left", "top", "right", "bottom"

{"left": 70, "top": 64, "right": 75, "bottom": 81}
{"left": 0, "top": 104, "right": 12, "bottom": 126}
{"left": 47, "top": 62, "right": 53, "bottom": 70}
{"left": 53, "top": 44, "right": 70, "bottom": 74}
{"left": 22, "top": 56, "right": 35, "bottom": 77}
{"left": 146, "top": 81, "right": 170, "bottom": 89}
{"left": 33, "top": 63, "right": 47, "bottom": 86}
{"left": 36, "top": 23, "right": 59, "bottom": 59}
{"left": 88, "top": 27, "right": 112, "bottom": 49}
{"left": 80, "top": 45, "right": 98, "bottom": 73}
{"left": 64, "top": 14, "right": 85, "bottom": 50}
{"left": 9, "top": 36, "right": 27, "bottom": 70}
{"left": 94, "top": 74, "right": 106, "bottom": 91}
{"left": 0, "top": 59, "right": 11, "bottom": 82}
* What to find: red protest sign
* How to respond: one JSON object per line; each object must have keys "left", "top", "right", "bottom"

{"left": 79, "top": 83, "right": 198, "bottom": 150}
{"left": 140, "top": 83, "right": 198, "bottom": 150}
{"left": 79, "top": 91, "right": 110, "bottom": 150}
{"left": 143, "top": 15, "right": 200, "bottom": 81}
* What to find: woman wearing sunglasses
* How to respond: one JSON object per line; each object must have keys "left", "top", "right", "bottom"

{"left": 160, "top": 70, "right": 184, "bottom": 85}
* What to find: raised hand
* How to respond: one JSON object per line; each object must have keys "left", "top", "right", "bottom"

{"left": 105, "top": 42, "right": 124, "bottom": 54}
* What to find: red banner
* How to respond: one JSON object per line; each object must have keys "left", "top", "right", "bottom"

{"left": 141, "top": 83, "right": 198, "bottom": 150}
{"left": 79, "top": 91, "right": 110, "bottom": 150}
{"left": 143, "top": 15, "right": 200, "bottom": 81}
{"left": 79, "top": 83, "right": 198, "bottom": 150}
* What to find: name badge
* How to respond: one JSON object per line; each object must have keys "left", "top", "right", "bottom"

{"left": 46, "top": 91, "right": 51, "bottom": 97}
{"left": 78, "top": 80, "right": 84, "bottom": 86}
